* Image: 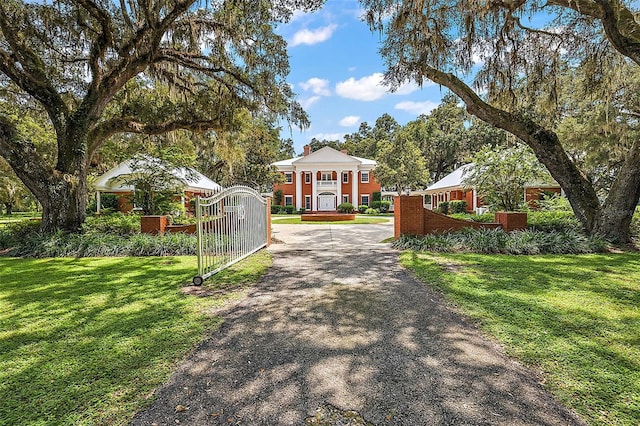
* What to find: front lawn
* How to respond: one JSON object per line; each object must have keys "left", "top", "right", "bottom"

{"left": 272, "top": 216, "right": 389, "bottom": 225}
{"left": 401, "top": 251, "right": 640, "bottom": 426}
{"left": 0, "top": 252, "right": 270, "bottom": 425}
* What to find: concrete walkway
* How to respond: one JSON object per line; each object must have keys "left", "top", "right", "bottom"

{"left": 132, "top": 220, "right": 584, "bottom": 425}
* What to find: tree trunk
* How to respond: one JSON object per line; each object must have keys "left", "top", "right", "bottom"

{"left": 4, "top": 202, "right": 12, "bottom": 215}
{"left": 0, "top": 116, "right": 89, "bottom": 233}
{"left": 418, "top": 69, "right": 640, "bottom": 241}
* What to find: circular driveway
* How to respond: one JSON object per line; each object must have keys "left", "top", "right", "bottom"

{"left": 270, "top": 217, "right": 394, "bottom": 250}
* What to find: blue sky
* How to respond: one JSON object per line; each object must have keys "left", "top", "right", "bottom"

{"left": 276, "top": 1, "right": 448, "bottom": 155}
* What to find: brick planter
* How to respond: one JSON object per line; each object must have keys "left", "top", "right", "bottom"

{"left": 494, "top": 212, "right": 527, "bottom": 232}
{"left": 141, "top": 215, "right": 168, "bottom": 235}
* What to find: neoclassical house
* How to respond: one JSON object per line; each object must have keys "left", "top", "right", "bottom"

{"left": 271, "top": 146, "right": 381, "bottom": 211}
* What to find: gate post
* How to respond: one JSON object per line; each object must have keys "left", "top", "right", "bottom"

{"left": 266, "top": 196, "right": 272, "bottom": 247}
{"left": 394, "top": 195, "right": 425, "bottom": 239}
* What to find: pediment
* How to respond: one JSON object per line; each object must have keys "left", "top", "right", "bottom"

{"left": 292, "top": 146, "right": 361, "bottom": 165}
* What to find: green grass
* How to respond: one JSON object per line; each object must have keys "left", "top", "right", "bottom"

{"left": 400, "top": 251, "right": 640, "bottom": 426}
{"left": 272, "top": 216, "right": 389, "bottom": 225}
{"left": 0, "top": 251, "right": 271, "bottom": 425}
{"left": 0, "top": 212, "right": 40, "bottom": 227}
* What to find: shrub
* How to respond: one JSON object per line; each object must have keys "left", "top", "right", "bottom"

{"left": 449, "top": 212, "right": 495, "bottom": 223}
{"left": 274, "top": 189, "right": 283, "bottom": 206}
{"left": 379, "top": 200, "right": 391, "bottom": 213}
{"left": 358, "top": 205, "right": 369, "bottom": 213}
{"left": 284, "top": 205, "right": 296, "bottom": 214}
{"left": 83, "top": 213, "right": 141, "bottom": 236}
{"left": 372, "top": 191, "right": 381, "bottom": 202}
{"left": 271, "top": 205, "right": 280, "bottom": 214}
{"left": 337, "top": 203, "right": 355, "bottom": 213}
{"left": 392, "top": 228, "right": 606, "bottom": 254}
{"left": 298, "top": 208, "right": 306, "bottom": 214}
{"left": 365, "top": 208, "right": 380, "bottom": 215}
{"left": 2, "top": 229, "right": 197, "bottom": 258}
{"left": 371, "top": 200, "right": 382, "bottom": 210}
{"left": 527, "top": 211, "right": 581, "bottom": 233}
{"left": 437, "top": 201, "right": 449, "bottom": 215}
{"left": 449, "top": 200, "right": 467, "bottom": 214}
{"left": 630, "top": 206, "right": 640, "bottom": 238}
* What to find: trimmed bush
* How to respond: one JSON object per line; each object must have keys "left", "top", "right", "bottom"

{"left": 437, "top": 201, "right": 449, "bottom": 215}
{"left": 393, "top": 228, "right": 607, "bottom": 255}
{"left": 83, "top": 213, "right": 141, "bottom": 236}
{"left": 372, "top": 191, "right": 381, "bottom": 202}
{"left": 526, "top": 211, "right": 581, "bottom": 233}
{"left": 365, "top": 208, "right": 380, "bottom": 215}
{"left": 371, "top": 200, "right": 382, "bottom": 210}
{"left": 379, "top": 200, "right": 391, "bottom": 213}
{"left": 449, "top": 200, "right": 467, "bottom": 214}
{"left": 337, "top": 202, "right": 355, "bottom": 213}
{"left": 298, "top": 208, "right": 306, "bottom": 214}
{"left": 449, "top": 212, "right": 495, "bottom": 223}
{"left": 358, "top": 205, "right": 369, "bottom": 213}
{"left": 284, "top": 205, "right": 296, "bottom": 214}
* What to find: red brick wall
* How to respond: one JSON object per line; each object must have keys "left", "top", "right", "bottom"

{"left": 273, "top": 172, "right": 296, "bottom": 206}
{"left": 141, "top": 215, "right": 168, "bottom": 235}
{"left": 395, "top": 196, "right": 509, "bottom": 239}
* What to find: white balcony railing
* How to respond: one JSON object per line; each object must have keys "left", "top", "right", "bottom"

{"left": 317, "top": 180, "right": 338, "bottom": 189}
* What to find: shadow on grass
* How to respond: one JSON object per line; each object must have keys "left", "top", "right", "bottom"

{"left": 0, "top": 256, "right": 224, "bottom": 425}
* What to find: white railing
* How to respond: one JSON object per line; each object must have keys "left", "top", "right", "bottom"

{"left": 317, "top": 180, "right": 337, "bottom": 188}
{"left": 192, "top": 186, "right": 267, "bottom": 285}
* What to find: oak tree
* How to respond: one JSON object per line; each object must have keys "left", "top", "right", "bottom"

{"left": 0, "top": 0, "right": 321, "bottom": 232}
{"left": 362, "top": 0, "right": 640, "bottom": 242}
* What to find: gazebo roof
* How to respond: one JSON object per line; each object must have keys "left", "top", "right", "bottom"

{"left": 94, "top": 157, "right": 221, "bottom": 193}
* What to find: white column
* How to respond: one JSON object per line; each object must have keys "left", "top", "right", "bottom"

{"left": 351, "top": 169, "right": 358, "bottom": 207}
{"left": 311, "top": 170, "right": 318, "bottom": 212}
{"left": 336, "top": 169, "right": 342, "bottom": 208}
{"left": 295, "top": 170, "right": 303, "bottom": 210}
{"left": 472, "top": 188, "right": 478, "bottom": 211}
{"left": 96, "top": 191, "right": 101, "bottom": 214}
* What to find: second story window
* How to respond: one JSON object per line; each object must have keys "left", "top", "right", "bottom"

{"left": 342, "top": 172, "right": 349, "bottom": 183}
{"left": 285, "top": 172, "right": 293, "bottom": 184}
{"left": 305, "top": 172, "right": 311, "bottom": 183}
{"left": 361, "top": 171, "right": 369, "bottom": 183}
{"left": 321, "top": 172, "right": 332, "bottom": 181}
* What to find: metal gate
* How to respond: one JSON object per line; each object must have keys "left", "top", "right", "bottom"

{"left": 192, "top": 186, "right": 267, "bottom": 285}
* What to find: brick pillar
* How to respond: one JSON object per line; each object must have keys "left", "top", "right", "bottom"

{"left": 141, "top": 215, "right": 168, "bottom": 235}
{"left": 394, "top": 195, "right": 425, "bottom": 239}
{"left": 266, "top": 197, "right": 272, "bottom": 247}
{"left": 495, "top": 212, "right": 527, "bottom": 232}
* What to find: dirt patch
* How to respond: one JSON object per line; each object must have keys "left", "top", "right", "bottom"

{"left": 305, "top": 403, "right": 374, "bottom": 426}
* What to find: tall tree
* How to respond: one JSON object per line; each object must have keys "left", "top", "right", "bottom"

{"left": 0, "top": 0, "right": 322, "bottom": 232}
{"left": 374, "top": 134, "right": 429, "bottom": 193}
{"left": 362, "top": 0, "right": 640, "bottom": 242}
{"left": 463, "top": 145, "right": 551, "bottom": 212}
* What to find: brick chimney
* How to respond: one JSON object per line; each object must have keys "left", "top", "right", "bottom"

{"left": 341, "top": 149, "right": 348, "bottom": 154}
{"left": 303, "top": 145, "right": 311, "bottom": 156}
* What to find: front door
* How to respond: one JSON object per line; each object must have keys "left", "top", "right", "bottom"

{"left": 318, "top": 194, "right": 336, "bottom": 211}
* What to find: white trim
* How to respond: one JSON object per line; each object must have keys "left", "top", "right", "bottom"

{"left": 305, "top": 195, "right": 311, "bottom": 210}
{"left": 361, "top": 171, "right": 370, "bottom": 183}
{"left": 360, "top": 194, "right": 370, "bottom": 206}
{"left": 284, "top": 195, "right": 293, "bottom": 206}
{"left": 284, "top": 172, "right": 293, "bottom": 184}
{"left": 342, "top": 172, "right": 349, "bottom": 183}
{"left": 342, "top": 194, "right": 349, "bottom": 204}
{"left": 305, "top": 172, "right": 311, "bottom": 184}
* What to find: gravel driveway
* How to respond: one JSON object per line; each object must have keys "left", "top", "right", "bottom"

{"left": 131, "top": 220, "right": 584, "bottom": 425}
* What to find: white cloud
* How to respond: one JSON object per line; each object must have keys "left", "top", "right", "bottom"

{"left": 291, "top": 24, "right": 337, "bottom": 47}
{"left": 339, "top": 115, "right": 360, "bottom": 127}
{"left": 300, "top": 78, "right": 331, "bottom": 96}
{"left": 394, "top": 100, "right": 440, "bottom": 115}
{"left": 300, "top": 96, "right": 321, "bottom": 109}
{"left": 335, "top": 72, "right": 421, "bottom": 101}
{"left": 309, "top": 132, "right": 344, "bottom": 142}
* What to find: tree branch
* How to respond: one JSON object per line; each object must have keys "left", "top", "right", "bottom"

{"left": 87, "top": 116, "right": 224, "bottom": 157}
{"left": 75, "top": 0, "right": 115, "bottom": 85}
